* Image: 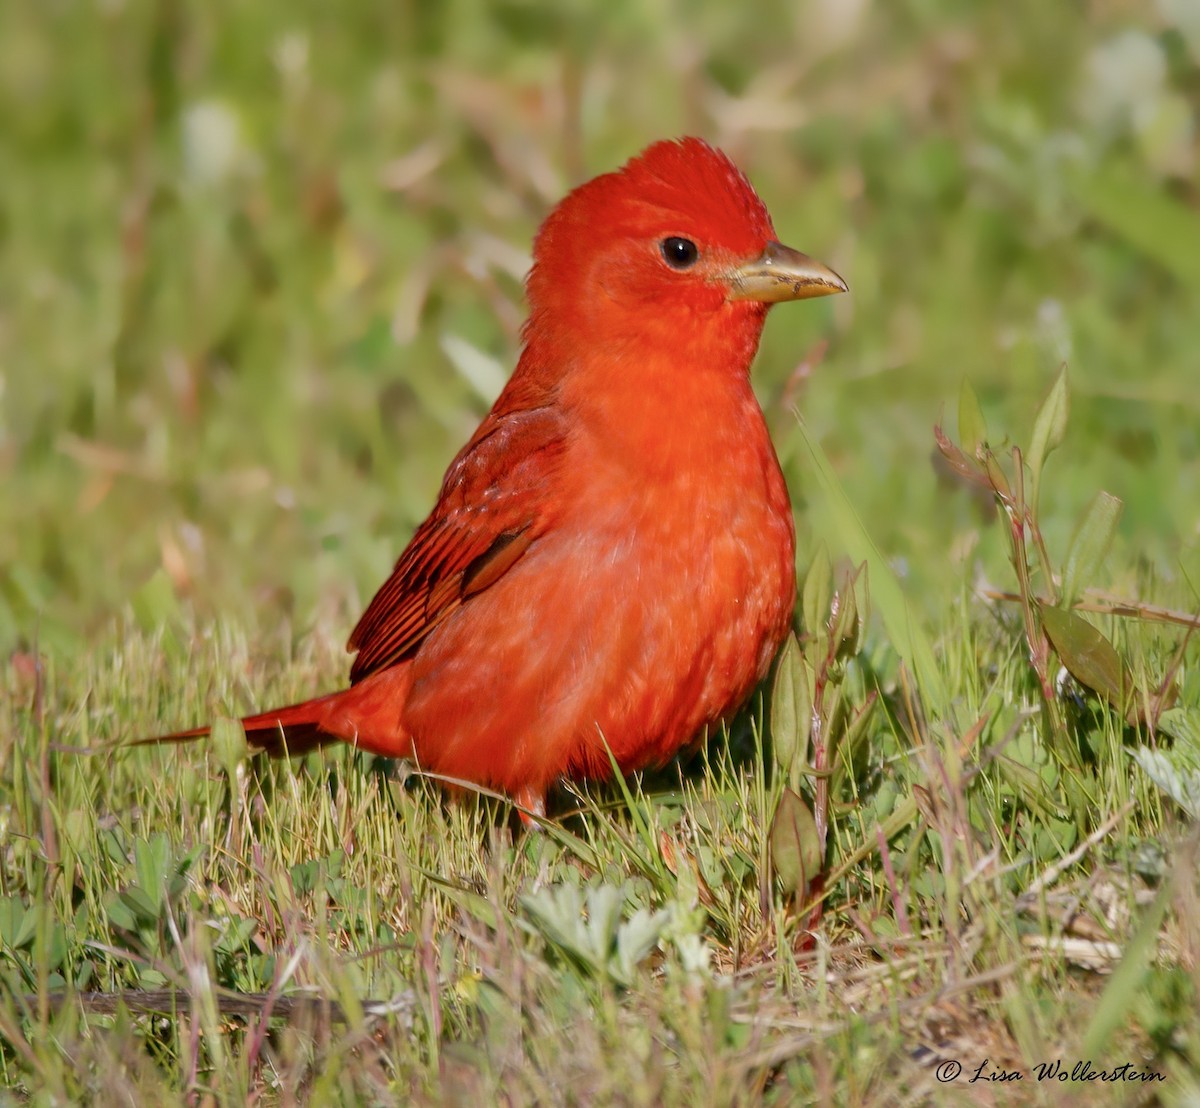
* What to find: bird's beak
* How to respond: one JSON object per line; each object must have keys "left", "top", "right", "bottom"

{"left": 725, "top": 241, "right": 848, "bottom": 303}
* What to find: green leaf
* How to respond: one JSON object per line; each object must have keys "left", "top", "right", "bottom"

{"left": 105, "top": 894, "right": 138, "bottom": 933}
{"left": 0, "top": 897, "right": 35, "bottom": 949}
{"left": 43, "top": 923, "right": 69, "bottom": 972}
{"left": 1155, "top": 707, "right": 1200, "bottom": 750}
{"left": 134, "top": 833, "right": 173, "bottom": 914}
{"left": 802, "top": 545, "right": 832, "bottom": 643}
{"left": 584, "top": 883, "right": 624, "bottom": 963}
{"left": 115, "top": 885, "right": 159, "bottom": 928}
{"left": 212, "top": 716, "right": 248, "bottom": 778}
{"left": 1027, "top": 366, "right": 1070, "bottom": 510}
{"left": 769, "top": 787, "right": 822, "bottom": 899}
{"left": 520, "top": 883, "right": 592, "bottom": 965}
{"left": 1061, "top": 491, "right": 1122, "bottom": 607}
{"left": 613, "top": 908, "right": 670, "bottom": 984}
{"left": 983, "top": 448, "right": 1012, "bottom": 501}
{"left": 770, "top": 634, "right": 809, "bottom": 781}
{"left": 290, "top": 859, "right": 320, "bottom": 895}
{"left": 832, "top": 564, "right": 866, "bottom": 660}
{"left": 1040, "top": 604, "right": 1133, "bottom": 716}
{"left": 214, "top": 915, "right": 258, "bottom": 954}
{"left": 957, "top": 378, "right": 987, "bottom": 454}
{"left": 1130, "top": 748, "right": 1200, "bottom": 819}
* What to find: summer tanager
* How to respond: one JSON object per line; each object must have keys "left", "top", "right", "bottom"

{"left": 153, "top": 137, "right": 847, "bottom": 821}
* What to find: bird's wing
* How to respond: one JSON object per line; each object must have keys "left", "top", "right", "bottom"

{"left": 347, "top": 405, "right": 566, "bottom": 683}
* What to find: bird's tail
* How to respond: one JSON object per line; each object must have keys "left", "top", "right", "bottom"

{"left": 139, "top": 667, "right": 413, "bottom": 759}
{"left": 139, "top": 692, "right": 346, "bottom": 758}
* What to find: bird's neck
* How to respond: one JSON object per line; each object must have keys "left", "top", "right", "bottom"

{"left": 520, "top": 300, "right": 768, "bottom": 394}
{"left": 521, "top": 311, "right": 774, "bottom": 477}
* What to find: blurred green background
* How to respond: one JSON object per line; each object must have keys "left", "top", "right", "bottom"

{"left": 3, "top": 0, "right": 1199, "bottom": 661}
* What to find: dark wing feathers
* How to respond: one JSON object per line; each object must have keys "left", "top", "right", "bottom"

{"left": 347, "top": 406, "right": 565, "bottom": 683}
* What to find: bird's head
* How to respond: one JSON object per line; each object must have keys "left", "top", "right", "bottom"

{"left": 524, "top": 137, "right": 846, "bottom": 367}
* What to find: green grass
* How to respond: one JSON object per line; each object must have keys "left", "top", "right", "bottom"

{"left": 4, "top": 0, "right": 1200, "bottom": 1102}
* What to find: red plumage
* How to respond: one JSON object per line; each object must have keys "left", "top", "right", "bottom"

{"left": 149, "top": 138, "right": 847, "bottom": 821}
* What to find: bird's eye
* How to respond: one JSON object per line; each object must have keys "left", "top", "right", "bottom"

{"left": 660, "top": 237, "right": 699, "bottom": 269}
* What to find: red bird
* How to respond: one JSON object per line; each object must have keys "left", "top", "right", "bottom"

{"left": 155, "top": 138, "right": 846, "bottom": 821}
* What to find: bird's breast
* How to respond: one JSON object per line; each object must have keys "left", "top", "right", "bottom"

{"left": 548, "top": 382, "right": 797, "bottom": 762}
{"left": 402, "top": 373, "right": 797, "bottom": 793}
